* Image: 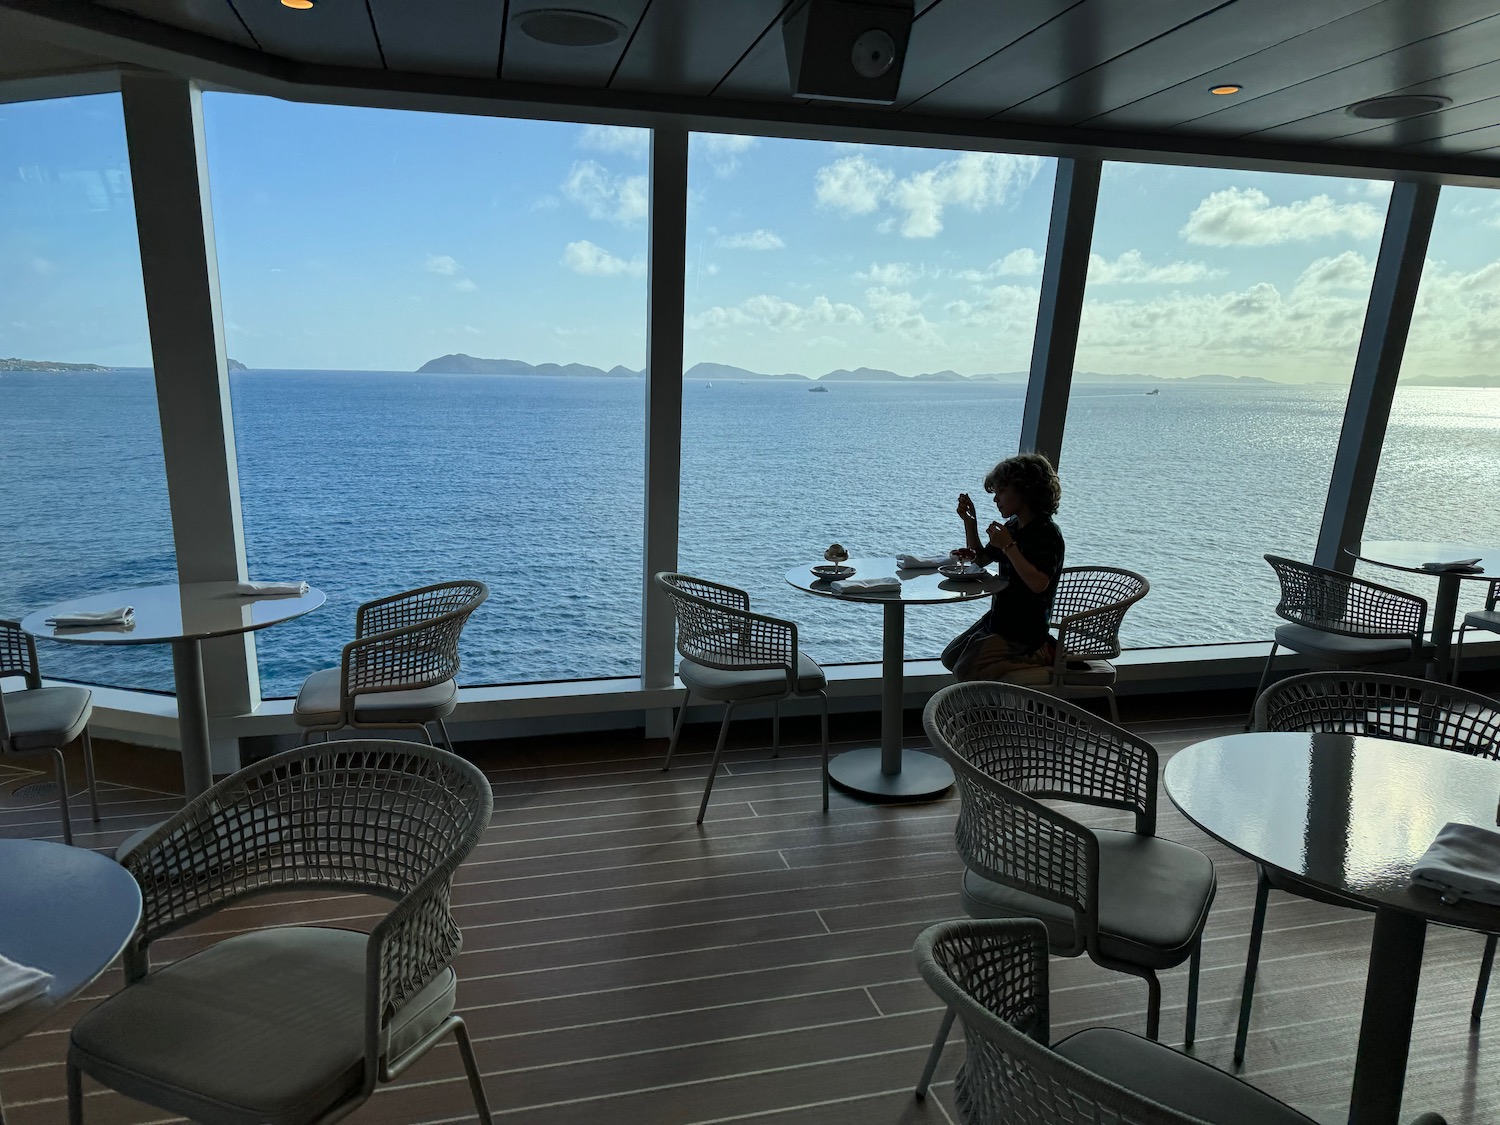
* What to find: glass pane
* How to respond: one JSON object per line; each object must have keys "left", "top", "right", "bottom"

{"left": 203, "top": 99, "right": 648, "bottom": 695}
{"left": 0, "top": 95, "right": 175, "bottom": 691}
{"left": 680, "top": 136, "right": 1055, "bottom": 663}
{"left": 1366, "top": 185, "right": 1500, "bottom": 625}
{"left": 1068, "top": 163, "right": 1387, "bottom": 646}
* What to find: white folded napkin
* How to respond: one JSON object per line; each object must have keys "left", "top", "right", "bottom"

{"left": 1421, "top": 558, "right": 1483, "bottom": 572}
{"left": 0, "top": 951, "right": 52, "bottom": 1015}
{"left": 896, "top": 552, "right": 954, "bottom": 570}
{"left": 45, "top": 606, "right": 134, "bottom": 628}
{"left": 831, "top": 576, "right": 901, "bottom": 594}
{"left": 235, "top": 580, "right": 309, "bottom": 596}
{"left": 1412, "top": 822, "right": 1500, "bottom": 905}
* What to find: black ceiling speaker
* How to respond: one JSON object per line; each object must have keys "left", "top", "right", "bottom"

{"left": 782, "top": 0, "right": 915, "bottom": 105}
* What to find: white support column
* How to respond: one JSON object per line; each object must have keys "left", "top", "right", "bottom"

{"left": 641, "top": 126, "right": 689, "bottom": 737}
{"left": 1019, "top": 157, "right": 1101, "bottom": 468}
{"left": 121, "top": 72, "right": 257, "bottom": 774}
{"left": 1315, "top": 180, "right": 1439, "bottom": 572}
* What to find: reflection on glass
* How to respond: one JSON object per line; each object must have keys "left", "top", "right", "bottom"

{"left": 0, "top": 95, "right": 175, "bottom": 691}
{"left": 680, "top": 135, "right": 1055, "bottom": 662}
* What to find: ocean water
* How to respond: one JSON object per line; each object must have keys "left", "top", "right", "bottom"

{"left": 4, "top": 370, "right": 1499, "bottom": 698}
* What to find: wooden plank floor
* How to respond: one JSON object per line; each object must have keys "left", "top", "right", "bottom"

{"left": 1, "top": 707, "right": 1496, "bottom": 1124}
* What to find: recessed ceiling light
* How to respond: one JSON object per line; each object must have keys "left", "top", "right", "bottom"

{"left": 280, "top": 0, "right": 315, "bottom": 8}
{"left": 1209, "top": 84, "right": 1242, "bottom": 96}
{"left": 1347, "top": 94, "right": 1450, "bottom": 120}
{"left": 513, "top": 9, "right": 626, "bottom": 47}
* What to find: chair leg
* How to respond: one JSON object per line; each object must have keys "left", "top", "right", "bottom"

{"left": 1474, "top": 934, "right": 1497, "bottom": 1022}
{"left": 1184, "top": 938, "right": 1202, "bottom": 1049}
{"left": 66, "top": 1058, "right": 83, "bottom": 1125}
{"left": 1452, "top": 625, "right": 1469, "bottom": 685}
{"left": 49, "top": 747, "right": 73, "bottom": 846}
{"left": 450, "top": 1016, "right": 494, "bottom": 1124}
{"left": 771, "top": 699, "right": 780, "bottom": 758}
{"left": 697, "top": 703, "right": 737, "bottom": 825}
{"left": 1105, "top": 686, "right": 1120, "bottom": 724}
{"left": 1247, "top": 643, "right": 1279, "bottom": 729}
{"left": 915, "top": 1005, "right": 956, "bottom": 1100}
{"left": 1235, "top": 867, "right": 1273, "bottom": 1063}
{"left": 663, "top": 689, "right": 691, "bottom": 771}
{"left": 434, "top": 717, "right": 455, "bottom": 753}
{"left": 81, "top": 729, "right": 100, "bottom": 824}
{"left": 817, "top": 690, "right": 830, "bottom": 812}
{"left": 1144, "top": 970, "right": 1161, "bottom": 1041}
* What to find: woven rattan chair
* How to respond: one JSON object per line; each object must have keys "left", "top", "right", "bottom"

{"left": 294, "top": 580, "right": 488, "bottom": 749}
{"left": 916, "top": 682, "right": 1215, "bottom": 1097}
{"left": 999, "top": 565, "right": 1149, "bottom": 722}
{"left": 1249, "top": 554, "right": 1428, "bottom": 727}
{"left": 1452, "top": 579, "right": 1500, "bottom": 684}
{"left": 1236, "top": 670, "right": 1500, "bottom": 1062}
{"left": 66, "top": 739, "right": 494, "bottom": 1125}
{"left": 655, "top": 572, "right": 829, "bottom": 824}
{"left": 913, "top": 917, "right": 1448, "bottom": 1125}
{"left": 0, "top": 619, "right": 99, "bottom": 845}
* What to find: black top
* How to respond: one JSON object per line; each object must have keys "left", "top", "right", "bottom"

{"left": 981, "top": 516, "right": 1065, "bottom": 650}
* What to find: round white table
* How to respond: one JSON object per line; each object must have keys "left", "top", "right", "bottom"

{"left": 1346, "top": 539, "right": 1500, "bottom": 679}
{"left": 1166, "top": 731, "right": 1500, "bottom": 1125}
{"left": 786, "top": 557, "right": 1004, "bottom": 800}
{"left": 0, "top": 839, "right": 141, "bottom": 1125}
{"left": 21, "top": 581, "right": 325, "bottom": 798}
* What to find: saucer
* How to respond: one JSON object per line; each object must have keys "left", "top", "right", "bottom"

{"left": 938, "top": 563, "right": 988, "bottom": 581}
{"left": 812, "top": 564, "right": 855, "bottom": 581}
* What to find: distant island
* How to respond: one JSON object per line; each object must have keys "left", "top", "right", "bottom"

{"left": 3, "top": 356, "right": 249, "bottom": 372}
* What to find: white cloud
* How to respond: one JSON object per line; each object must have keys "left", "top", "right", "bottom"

{"left": 577, "top": 124, "right": 649, "bottom": 159}
{"left": 815, "top": 151, "right": 1043, "bottom": 238}
{"left": 1292, "top": 251, "right": 1375, "bottom": 295}
{"left": 716, "top": 229, "right": 785, "bottom": 251}
{"left": 451, "top": 278, "right": 478, "bottom": 292}
{"left": 562, "top": 160, "right": 648, "bottom": 225}
{"left": 699, "top": 133, "right": 757, "bottom": 177}
{"left": 1181, "top": 187, "right": 1385, "bottom": 246}
{"left": 944, "top": 284, "right": 1043, "bottom": 333}
{"left": 857, "top": 261, "right": 918, "bottom": 286}
{"left": 1403, "top": 256, "right": 1500, "bottom": 370}
{"left": 956, "top": 248, "right": 1043, "bottom": 283}
{"left": 1087, "top": 250, "right": 1221, "bottom": 285}
{"left": 562, "top": 239, "right": 646, "bottom": 277}
{"left": 689, "top": 293, "right": 864, "bottom": 332}
{"left": 424, "top": 254, "right": 461, "bottom": 276}
{"left": 865, "top": 286, "right": 942, "bottom": 345}
{"left": 815, "top": 155, "right": 894, "bottom": 215}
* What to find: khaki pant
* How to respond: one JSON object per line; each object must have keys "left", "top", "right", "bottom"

{"left": 941, "top": 618, "right": 1056, "bottom": 682}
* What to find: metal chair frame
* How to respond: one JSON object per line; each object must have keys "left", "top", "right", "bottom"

{"left": 655, "top": 573, "right": 829, "bottom": 824}
{"left": 68, "top": 739, "right": 495, "bottom": 1125}
{"left": 0, "top": 619, "right": 99, "bottom": 845}
{"left": 1029, "top": 565, "right": 1150, "bottom": 722}
{"left": 296, "top": 580, "right": 488, "bottom": 750}
{"left": 916, "top": 682, "right": 1213, "bottom": 1097}
{"left": 1239, "top": 670, "right": 1500, "bottom": 1062}
{"left": 1250, "top": 554, "right": 1428, "bottom": 726}
{"left": 1452, "top": 579, "right": 1500, "bottom": 684}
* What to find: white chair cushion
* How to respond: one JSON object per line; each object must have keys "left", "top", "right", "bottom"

{"left": 1274, "top": 623, "right": 1416, "bottom": 664}
{"left": 677, "top": 653, "right": 825, "bottom": 701}
{"left": 293, "top": 667, "right": 458, "bottom": 728}
{"left": 1, "top": 686, "right": 91, "bottom": 753}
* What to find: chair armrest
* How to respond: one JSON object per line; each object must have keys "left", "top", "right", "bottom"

{"left": 683, "top": 604, "right": 798, "bottom": 677}
{"left": 1053, "top": 600, "right": 1129, "bottom": 661}
{"left": 340, "top": 618, "right": 460, "bottom": 698}
{"left": 366, "top": 863, "right": 464, "bottom": 1068}
{"left": 914, "top": 918, "right": 1051, "bottom": 1043}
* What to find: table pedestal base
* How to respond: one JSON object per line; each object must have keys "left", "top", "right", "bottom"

{"left": 828, "top": 747, "right": 954, "bottom": 801}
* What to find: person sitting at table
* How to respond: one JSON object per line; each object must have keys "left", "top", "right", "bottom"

{"left": 941, "top": 452, "right": 1065, "bottom": 681}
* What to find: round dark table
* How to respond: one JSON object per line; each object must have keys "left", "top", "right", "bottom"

{"left": 1346, "top": 539, "right": 1500, "bottom": 679}
{"left": 786, "top": 557, "right": 1005, "bottom": 800}
{"left": 0, "top": 841, "right": 141, "bottom": 1106}
{"left": 1165, "top": 731, "right": 1500, "bottom": 1125}
{"left": 22, "top": 581, "right": 325, "bottom": 798}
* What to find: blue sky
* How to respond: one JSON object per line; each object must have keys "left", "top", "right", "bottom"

{"left": 2, "top": 93, "right": 1497, "bottom": 381}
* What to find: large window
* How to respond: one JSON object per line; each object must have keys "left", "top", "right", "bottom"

{"left": 680, "top": 135, "right": 1055, "bottom": 663}
{"left": 203, "top": 99, "right": 648, "bottom": 695}
{"left": 1366, "top": 185, "right": 1500, "bottom": 624}
{"left": 0, "top": 95, "right": 175, "bottom": 691}
{"left": 1066, "top": 163, "right": 1387, "bottom": 646}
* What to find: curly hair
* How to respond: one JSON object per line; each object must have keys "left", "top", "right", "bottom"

{"left": 983, "top": 452, "right": 1061, "bottom": 517}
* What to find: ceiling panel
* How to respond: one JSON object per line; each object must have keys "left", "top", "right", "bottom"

{"left": 0, "top": 31, "right": 113, "bottom": 78}
{"left": 710, "top": 16, "right": 800, "bottom": 103}
{"left": 1410, "top": 120, "right": 1500, "bottom": 156}
{"left": 501, "top": 0, "right": 646, "bottom": 87}
{"left": 1170, "top": 10, "right": 1500, "bottom": 138}
{"left": 1000, "top": 0, "right": 1382, "bottom": 129}
{"left": 1085, "top": 0, "right": 1500, "bottom": 133}
{"left": 611, "top": 0, "right": 783, "bottom": 96}
{"left": 225, "top": 0, "right": 382, "bottom": 68}
{"left": 368, "top": 0, "right": 506, "bottom": 79}
{"left": 892, "top": 0, "right": 1080, "bottom": 110}
{"left": 100, "top": 0, "right": 256, "bottom": 49}
{"left": 908, "top": 0, "right": 1229, "bottom": 118}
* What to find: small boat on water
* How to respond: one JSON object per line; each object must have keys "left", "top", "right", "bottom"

{"left": 809, "top": 384, "right": 829, "bottom": 393}
{"left": 1146, "top": 388, "right": 1159, "bottom": 395}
